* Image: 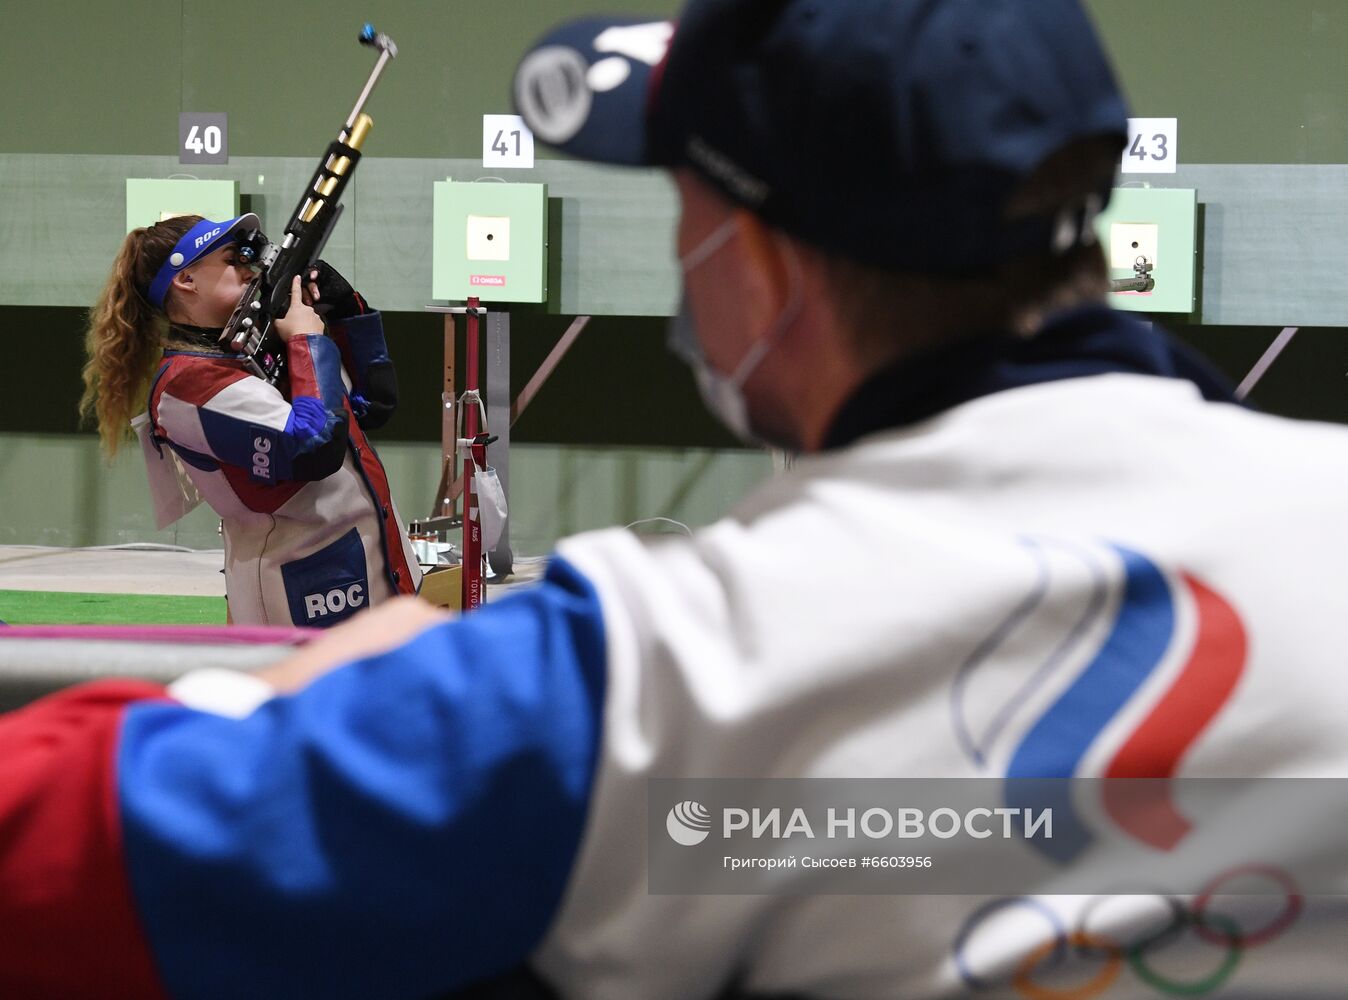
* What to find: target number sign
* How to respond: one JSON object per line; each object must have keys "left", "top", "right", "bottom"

{"left": 179, "top": 113, "right": 229, "bottom": 165}
{"left": 482, "top": 114, "right": 535, "bottom": 169}
{"left": 1122, "top": 118, "right": 1178, "bottom": 174}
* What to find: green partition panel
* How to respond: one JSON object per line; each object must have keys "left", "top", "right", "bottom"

{"left": 125, "top": 178, "right": 239, "bottom": 231}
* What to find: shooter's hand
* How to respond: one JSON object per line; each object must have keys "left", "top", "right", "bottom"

{"left": 306, "top": 259, "right": 368, "bottom": 319}
{"left": 274, "top": 275, "right": 325, "bottom": 342}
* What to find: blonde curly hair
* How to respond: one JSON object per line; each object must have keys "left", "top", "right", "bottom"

{"left": 80, "top": 215, "right": 203, "bottom": 455}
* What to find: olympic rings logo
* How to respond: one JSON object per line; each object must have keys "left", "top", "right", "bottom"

{"left": 952, "top": 865, "right": 1303, "bottom": 998}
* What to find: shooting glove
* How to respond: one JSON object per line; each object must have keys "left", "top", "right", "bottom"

{"left": 308, "top": 260, "right": 369, "bottom": 320}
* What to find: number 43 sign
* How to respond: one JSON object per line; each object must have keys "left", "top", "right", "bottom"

{"left": 1122, "top": 118, "right": 1178, "bottom": 175}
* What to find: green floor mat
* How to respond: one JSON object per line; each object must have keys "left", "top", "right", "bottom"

{"left": 0, "top": 590, "right": 227, "bottom": 626}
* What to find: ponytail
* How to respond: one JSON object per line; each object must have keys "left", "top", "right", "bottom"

{"left": 80, "top": 215, "right": 202, "bottom": 455}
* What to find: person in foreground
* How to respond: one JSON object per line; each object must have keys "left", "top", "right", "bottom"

{"left": 81, "top": 214, "right": 420, "bottom": 627}
{"left": 5, "top": 1, "right": 1348, "bottom": 997}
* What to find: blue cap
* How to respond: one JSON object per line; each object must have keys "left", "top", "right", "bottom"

{"left": 514, "top": 0, "right": 1129, "bottom": 273}
{"left": 145, "top": 213, "right": 261, "bottom": 309}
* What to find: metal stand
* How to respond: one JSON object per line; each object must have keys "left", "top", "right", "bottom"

{"left": 425, "top": 300, "right": 488, "bottom": 611}
{"left": 437, "top": 310, "right": 459, "bottom": 520}
{"left": 421, "top": 306, "right": 593, "bottom": 610}
{"left": 486, "top": 310, "right": 513, "bottom": 578}
{"left": 1236, "top": 327, "right": 1300, "bottom": 402}
{"left": 462, "top": 298, "right": 485, "bottom": 611}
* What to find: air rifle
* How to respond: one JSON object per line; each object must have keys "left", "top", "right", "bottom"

{"left": 1110, "top": 255, "right": 1155, "bottom": 294}
{"left": 222, "top": 24, "right": 398, "bottom": 383}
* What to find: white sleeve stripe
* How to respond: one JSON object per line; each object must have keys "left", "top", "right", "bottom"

{"left": 200, "top": 377, "right": 294, "bottom": 431}
{"left": 168, "top": 668, "right": 277, "bottom": 719}
{"left": 156, "top": 391, "right": 214, "bottom": 456}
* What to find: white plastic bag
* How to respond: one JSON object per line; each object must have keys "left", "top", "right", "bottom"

{"left": 132, "top": 412, "right": 205, "bottom": 529}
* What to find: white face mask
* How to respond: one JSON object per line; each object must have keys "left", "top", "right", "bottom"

{"left": 667, "top": 216, "right": 802, "bottom": 445}
{"left": 473, "top": 461, "right": 508, "bottom": 551}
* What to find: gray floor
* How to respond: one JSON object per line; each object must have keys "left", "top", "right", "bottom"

{"left": 0, "top": 544, "right": 228, "bottom": 596}
{"left": 0, "top": 544, "right": 548, "bottom": 598}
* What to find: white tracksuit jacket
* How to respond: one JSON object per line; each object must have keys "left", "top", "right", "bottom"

{"left": 15, "top": 305, "right": 1348, "bottom": 999}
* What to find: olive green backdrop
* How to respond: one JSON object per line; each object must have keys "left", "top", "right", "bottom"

{"left": 1, "top": 1, "right": 1346, "bottom": 552}
{"left": 5, "top": 1, "right": 1347, "bottom": 163}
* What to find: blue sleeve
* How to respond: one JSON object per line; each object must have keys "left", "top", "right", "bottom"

{"left": 329, "top": 312, "right": 398, "bottom": 430}
{"left": 330, "top": 311, "right": 392, "bottom": 386}
{"left": 117, "top": 557, "right": 608, "bottom": 999}
{"left": 192, "top": 337, "right": 350, "bottom": 483}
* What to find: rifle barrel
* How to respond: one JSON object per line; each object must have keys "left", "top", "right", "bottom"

{"left": 344, "top": 44, "right": 395, "bottom": 136}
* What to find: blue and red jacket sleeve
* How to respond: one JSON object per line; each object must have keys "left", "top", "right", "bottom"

{"left": 0, "top": 558, "right": 606, "bottom": 999}
{"left": 152, "top": 336, "right": 351, "bottom": 484}
{"left": 327, "top": 311, "right": 398, "bottom": 431}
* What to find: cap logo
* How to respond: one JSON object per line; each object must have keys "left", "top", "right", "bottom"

{"left": 687, "top": 136, "right": 771, "bottom": 206}
{"left": 193, "top": 226, "right": 223, "bottom": 249}
{"left": 515, "top": 45, "right": 593, "bottom": 144}
{"left": 593, "top": 21, "right": 673, "bottom": 66}
{"left": 587, "top": 57, "right": 631, "bottom": 93}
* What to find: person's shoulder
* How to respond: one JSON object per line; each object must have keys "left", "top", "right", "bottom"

{"left": 156, "top": 352, "right": 255, "bottom": 406}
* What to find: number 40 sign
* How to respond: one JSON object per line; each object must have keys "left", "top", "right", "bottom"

{"left": 179, "top": 112, "right": 228, "bottom": 165}
{"left": 1122, "top": 118, "right": 1178, "bottom": 175}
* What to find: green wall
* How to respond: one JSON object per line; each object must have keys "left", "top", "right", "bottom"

{"left": 5, "top": 1, "right": 1346, "bottom": 162}
{"left": 0, "top": 0, "right": 680, "bottom": 158}
{"left": 4, "top": 0, "right": 1348, "bottom": 553}
{"left": 1084, "top": 1, "right": 1348, "bottom": 163}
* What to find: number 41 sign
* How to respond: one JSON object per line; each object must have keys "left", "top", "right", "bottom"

{"left": 482, "top": 114, "right": 535, "bottom": 169}
{"left": 1122, "top": 118, "right": 1177, "bottom": 175}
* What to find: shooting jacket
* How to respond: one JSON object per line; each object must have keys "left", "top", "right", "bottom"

{"left": 146, "top": 312, "right": 420, "bottom": 626}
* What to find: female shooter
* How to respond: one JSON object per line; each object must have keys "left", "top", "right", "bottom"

{"left": 80, "top": 213, "right": 421, "bottom": 627}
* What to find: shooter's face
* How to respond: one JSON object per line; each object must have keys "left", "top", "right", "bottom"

{"left": 171, "top": 242, "right": 256, "bottom": 327}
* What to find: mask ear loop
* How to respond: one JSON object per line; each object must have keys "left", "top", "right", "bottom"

{"left": 727, "top": 242, "right": 805, "bottom": 386}
{"left": 680, "top": 215, "right": 741, "bottom": 271}
{"left": 667, "top": 214, "right": 742, "bottom": 370}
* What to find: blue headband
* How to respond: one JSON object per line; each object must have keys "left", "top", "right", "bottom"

{"left": 144, "top": 213, "right": 261, "bottom": 309}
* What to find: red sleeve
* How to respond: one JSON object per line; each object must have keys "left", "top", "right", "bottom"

{"left": 0, "top": 681, "right": 171, "bottom": 998}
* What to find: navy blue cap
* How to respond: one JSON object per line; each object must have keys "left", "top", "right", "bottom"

{"left": 145, "top": 213, "right": 261, "bottom": 309}
{"left": 514, "top": 0, "right": 1129, "bottom": 273}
